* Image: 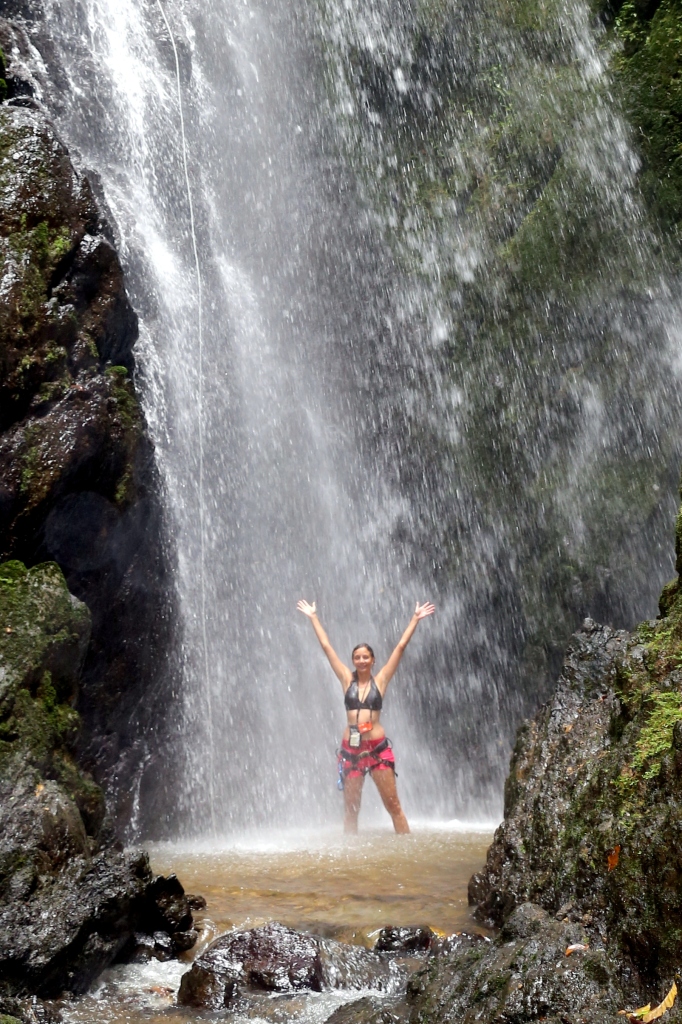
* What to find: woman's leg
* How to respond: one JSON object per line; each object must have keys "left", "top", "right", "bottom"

{"left": 343, "top": 773, "right": 364, "bottom": 833}
{"left": 371, "top": 768, "right": 410, "bottom": 834}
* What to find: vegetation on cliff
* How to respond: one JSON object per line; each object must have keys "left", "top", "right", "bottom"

{"left": 599, "top": 0, "right": 682, "bottom": 237}
{"left": 0, "top": 20, "right": 176, "bottom": 830}
{"left": 0, "top": 560, "right": 196, "bottom": 1018}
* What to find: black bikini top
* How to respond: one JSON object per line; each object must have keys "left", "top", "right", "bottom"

{"left": 344, "top": 676, "right": 383, "bottom": 712}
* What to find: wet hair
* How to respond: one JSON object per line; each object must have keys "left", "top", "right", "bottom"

{"left": 351, "top": 643, "right": 375, "bottom": 660}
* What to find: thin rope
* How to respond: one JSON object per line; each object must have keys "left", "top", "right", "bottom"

{"left": 156, "top": 0, "right": 216, "bottom": 835}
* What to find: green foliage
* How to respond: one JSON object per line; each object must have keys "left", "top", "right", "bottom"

{"left": 611, "top": 0, "right": 682, "bottom": 231}
{"left": 0, "top": 562, "right": 104, "bottom": 840}
{"left": 632, "top": 690, "right": 682, "bottom": 776}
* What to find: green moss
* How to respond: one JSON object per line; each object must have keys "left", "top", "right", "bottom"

{"left": 19, "top": 442, "right": 41, "bottom": 497}
{"left": 114, "top": 465, "right": 134, "bottom": 506}
{"left": 625, "top": 690, "right": 682, "bottom": 781}
{"left": 5, "top": 221, "right": 75, "bottom": 338}
{"left": 106, "top": 365, "right": 140, "bottom": 435}
{"left": 610, "top": 0, "right": 682, "bottom": 232}
{"left": 0, "top": 561, "right": 103, "bottom": 849}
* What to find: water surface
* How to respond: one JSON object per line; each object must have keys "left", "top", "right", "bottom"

{"left": 61, "top": 824, "right": 493, "bottom": 1024}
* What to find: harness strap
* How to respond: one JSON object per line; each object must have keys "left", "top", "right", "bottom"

{"left": 339, "top": 738, "right": 394, "bottom": 776}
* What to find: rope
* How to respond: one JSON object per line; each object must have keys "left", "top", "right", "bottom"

{"left": 155, "top": 0, "right": 216, "bottom": 835}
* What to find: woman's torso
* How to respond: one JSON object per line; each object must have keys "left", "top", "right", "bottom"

{"left": 343, "top": 676, "right": 385, "bottom": 742}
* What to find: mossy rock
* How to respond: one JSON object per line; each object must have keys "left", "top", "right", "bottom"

{"left": 472, "top": 530, "right": 682, "bottom": 976}
{"left": 0, "top": 559, "right": 90, "bottom": 718}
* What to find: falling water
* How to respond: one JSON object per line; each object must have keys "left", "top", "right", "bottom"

{"left": 20, "top": 0, "right": 682, "bottom": 835}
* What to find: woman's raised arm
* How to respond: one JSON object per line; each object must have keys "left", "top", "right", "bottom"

{"left": 375, "top": 602, "right": 435, "bottom": 691}
{"left": 297, "top": 600, "right": 352, "bottom": 688}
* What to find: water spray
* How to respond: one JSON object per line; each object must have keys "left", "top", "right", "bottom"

{"left": 155, "top": 0, "right": 216, "bottom": 835}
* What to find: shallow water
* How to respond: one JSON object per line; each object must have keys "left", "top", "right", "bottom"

{"left": 60, "top": 824, "right": 493, "bottom": 1023}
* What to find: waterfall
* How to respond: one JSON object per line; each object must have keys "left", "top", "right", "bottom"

{"left": 28, "top": 0, "right": 682, "bottom": 836}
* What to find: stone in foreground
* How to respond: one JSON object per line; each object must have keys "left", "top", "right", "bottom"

{"left": 178, "top": 922, "right": 393, "bottom": 1009}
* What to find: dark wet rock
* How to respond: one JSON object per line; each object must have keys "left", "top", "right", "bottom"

{"left": 323, "top": 996, "right": 391, "bottom": 1024}
{"left": 178, "top": 923, "right": 325, "bottom": 1008}
{"left": 0, "top": 18, "right": 176, "bottom": 830}
{"left": 186, "top": 892, "right": 207, "bottom": 911}
{"left": 400, "top": 906, "right": 626, "bottom": 1024}
{"left": 0, "top": 11, "right": 189, "bottom": 1010}
{"left": 0, "top": 561, "right": 195, "bottom": 1003}
{"left": 468, "top": 606, "right": 682, "bottom": 987}
{"left": 373, "top": 926, "right": 434, "bottom": 953}
{"left": 178, "top": 922, "right": 393, "bottom": 1010}
{"left": 323, "top": 913, "right": 628, "bottom": 1024}
{"left": 172, "top": 928, "right": 199, "bottom": 952}
{"left": 147, "top": 873, "right": 193, "bottom": 933}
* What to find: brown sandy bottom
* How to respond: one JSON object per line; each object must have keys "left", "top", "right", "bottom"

{"left": 60, "top": 823, "right": 494, "bottom": 1024}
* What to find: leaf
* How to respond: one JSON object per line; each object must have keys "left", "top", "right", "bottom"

{"left": 565, "top": 943, "right": 589, "bottom": 955}
{"left": 639, "top": 982, "right": 677, "bottom": 1022}
{"left": 608, "top": 845, "right": 621, "bottom": 871}
{"left": 619, "top": 983, "right": 677, "bottom": 1023}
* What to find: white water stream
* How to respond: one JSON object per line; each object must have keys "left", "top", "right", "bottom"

{"left": 22, "top": 0, "right": 682, "bottom": 838}
{"left": 37, "top": 0, "right": 451, "bottom": 834}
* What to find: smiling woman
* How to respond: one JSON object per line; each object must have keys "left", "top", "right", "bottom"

{"left": 296, "top": 600, "right": 436, "bottom": 834}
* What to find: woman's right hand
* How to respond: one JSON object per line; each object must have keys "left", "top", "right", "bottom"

{"left": 297, "top": 599, "right": 317, "bottom": 618}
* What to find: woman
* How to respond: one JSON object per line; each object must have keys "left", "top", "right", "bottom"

{"left": 296, "top": 599, "right": 435, "bottom": 834}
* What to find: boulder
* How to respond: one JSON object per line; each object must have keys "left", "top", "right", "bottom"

{"left": 178, "top": 922, "right": 393, "bottom": 1010}
{"left": 0, "top": 561, "right": 196, "bottom": 1002}
{"left": 373, "top": 926, "right": 435, "bottom": 953}
{"left": 468, "top": 612, "right": 682, "bottom": 984}
{"left": 402, "top": 905, "right": 625, "bottom": 1024}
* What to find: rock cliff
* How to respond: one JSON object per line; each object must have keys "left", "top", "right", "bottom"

{"left": 0, "top": 561, "right": 194, "bottom": 1021}
{"left": 0, "top": 17, "right": 176, "bottom": 827}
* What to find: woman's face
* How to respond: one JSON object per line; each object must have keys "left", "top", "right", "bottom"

{"left": 352, "top": 647, "right": 374, "bottom": 674}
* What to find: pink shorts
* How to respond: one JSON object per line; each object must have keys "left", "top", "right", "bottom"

{"left": 339, "top": 737, "right": 396, "bottom": 779}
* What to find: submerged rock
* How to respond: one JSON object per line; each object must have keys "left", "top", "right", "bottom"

{"left": 178, "top": 922, "right": 393, "bottom": 1010}
{"left": 0, "top": 561, "right": 195, "bottom": 1009}
{"left": 373, "top": 926, "right": 435, "bottom": 953}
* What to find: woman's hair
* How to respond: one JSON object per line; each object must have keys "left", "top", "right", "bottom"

{"left": 351, "top": 643, "right": 375, "bottom": 660}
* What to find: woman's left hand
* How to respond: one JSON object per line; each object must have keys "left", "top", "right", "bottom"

{"left": 414, "top": 601, "right": 436, "bottom": 620}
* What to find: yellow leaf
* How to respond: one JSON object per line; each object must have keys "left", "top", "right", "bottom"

{"left": 620, "top": 984, "right": 678, "bottom": 1023}
{"left": 639, "top": 982, "right": 677, "bottom": 1023}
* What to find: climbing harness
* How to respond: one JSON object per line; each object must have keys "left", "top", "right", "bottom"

{"left": 336, "top": 737, "right": 396, "bottom": 791}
